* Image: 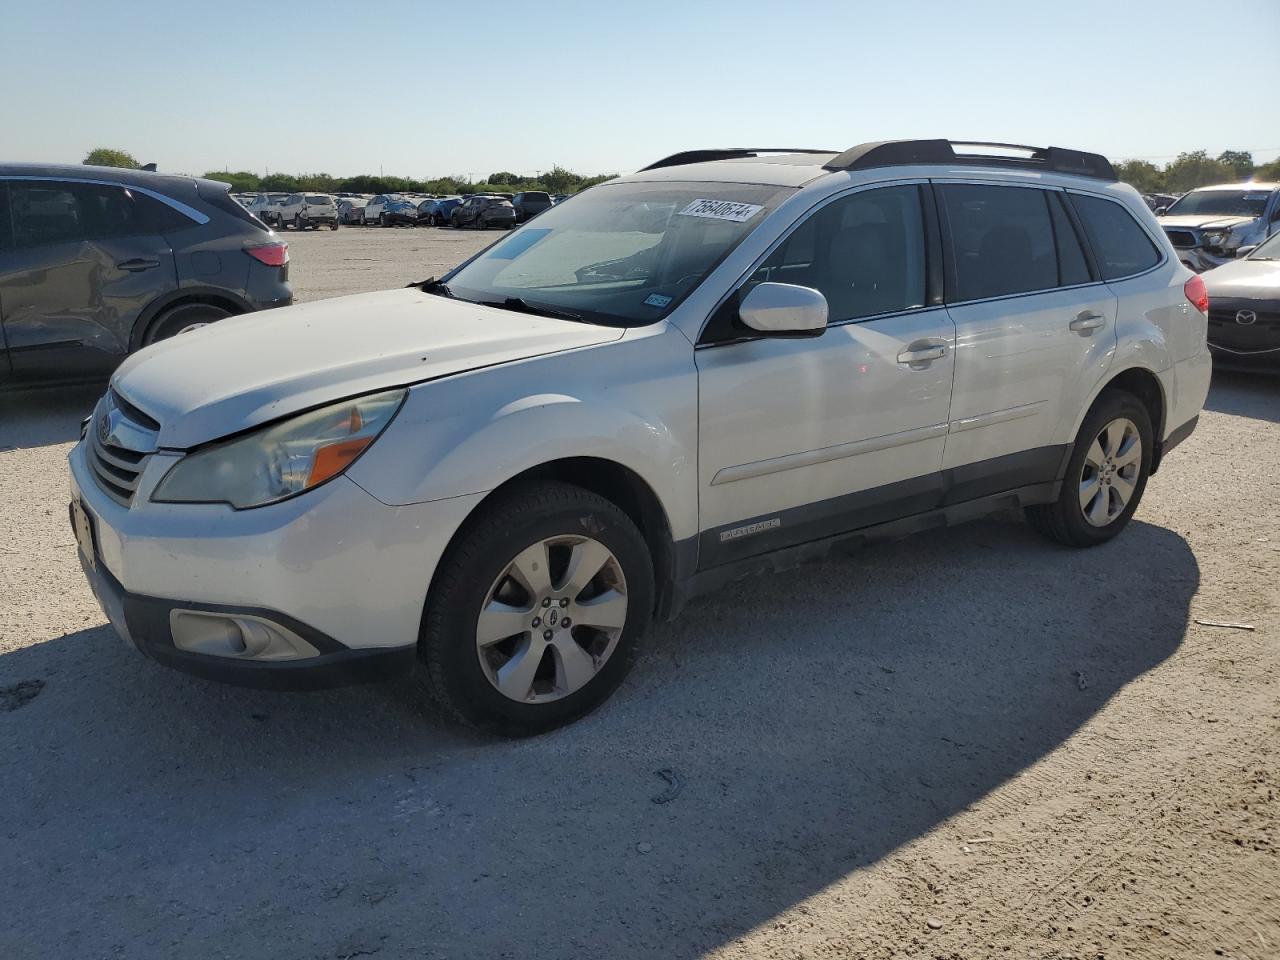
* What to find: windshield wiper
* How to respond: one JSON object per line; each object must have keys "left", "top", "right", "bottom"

{"left": 419, "top": 277, "right": 453, "bottom": 297}
{"left": 480, "top": 297, "right": 584, "bottom": 322}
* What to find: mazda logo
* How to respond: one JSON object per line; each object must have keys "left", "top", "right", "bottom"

{"left": 1235, "top": 309, "right": 1257, "bottom": 326}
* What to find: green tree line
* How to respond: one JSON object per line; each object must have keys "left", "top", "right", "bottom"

{"left": 83, "top": 145, "right": 1279, "bottom": 199}
{"left": 80, "top": 148, "right": 615, "bottom": 197}
{"left": 1115, "top": 150, "right": 1280, "bottom": 194}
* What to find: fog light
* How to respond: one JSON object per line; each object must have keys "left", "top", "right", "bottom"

{"left": 169, "top": 610, "right": 320, "bottom": 661}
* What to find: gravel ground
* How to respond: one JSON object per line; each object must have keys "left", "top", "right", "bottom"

{"left": 1, "top": 227, "right": 1277, "bottom": 960}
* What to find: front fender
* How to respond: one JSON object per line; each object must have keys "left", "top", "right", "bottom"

{"left": 346, "top": 327, "right": 699, "bottom": 541}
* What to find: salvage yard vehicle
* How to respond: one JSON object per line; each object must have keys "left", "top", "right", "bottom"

{"left": 451, "top": 194, "right": 516, "bottom": 229}
{"left": 1202, "top": 228, "right": 1280, "bottom": 371}
{"left": 274, "top": 193, "right": 340, "bottom": 231}
{"left": 512, "top": 190, "right": 553, "bottom": 223}
{"left": 244, "top": 192, "right": 288, "bottom": 225}
{"left": 337, "top": 198, "right": 367, "bottom": 224}
{"left": 380, "top": 197, "right": 421, "bottom": 227}
{"left": 363, "top": 194, "right": 405, "bottom": 226}
{"left": 421, "top": 196, "right": 461, "bottom": 226}
{"left": 1, "top": 163, "right": 291, "bottom": 387}
{"left": 1157, "top": 182, "right": 1280, "bottom": 271}
{"left": 69, "top": 140, "right": 1210, "bottom": 736}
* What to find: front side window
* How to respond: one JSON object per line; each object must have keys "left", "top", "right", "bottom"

{"left": 939, "top": 184, "right": 1057, "bottom": 301}
{"left": 441, "top": 181, "right": 791, "bottom": 327}
{"left": 10, "top": 180, "right": 157, "bottom": 247}
{"left": 1069, "top": 194, "right": 1160, "bottom": 280}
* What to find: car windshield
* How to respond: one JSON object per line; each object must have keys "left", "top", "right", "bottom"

{"left": 1247, "top": 230, "right": 1280, "bottom": 260}
{"left": 441, "top": 181, "right": 792, "bottom": 327}
{"left": 1166, "top": 189, "right": 1270, "bottom": 218}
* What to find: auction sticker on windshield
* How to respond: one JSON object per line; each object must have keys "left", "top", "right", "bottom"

{"left": 678, "top": 199, "right": 763, "bottom": 222}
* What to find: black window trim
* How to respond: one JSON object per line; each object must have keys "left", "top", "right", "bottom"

{"left": 0, "top": 175, "right": 208, "bottom": 226}
{"left": 1064, "top": 188, "right": 1169, "bottom": 284}
{"left": 695, "top": 178, "right": 942, "bottom": 348}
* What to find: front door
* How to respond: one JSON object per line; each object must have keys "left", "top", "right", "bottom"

{"left": 0, "top": 179, "right": 176, "bottom": 382}
{"left": 696, "top": 183, "right": 956, "bottom": 568}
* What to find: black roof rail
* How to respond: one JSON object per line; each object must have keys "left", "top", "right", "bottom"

{"left": 824, "top": 139, "right": 1117, "bottom": 181}
{"left": 640, "top": 148, "right": 836, "bottom": 172}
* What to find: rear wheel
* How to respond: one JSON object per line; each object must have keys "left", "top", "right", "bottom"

{"left": 418, "top": 482, "right": 654, "bottom": 737}
{"left": 141, "top": 302, "right": 233, "bottom": 346}
{"left": 329, "top": 220, "right": 339, "bottom": 231}
{"left": 1025, "top": 390, "right": 1153, "bottom": 547}
{"left": 379, "top": 212, "right": 389, "bottom": 227}
{"left": 293, "top": 214, "right": 304, "bottom": 231}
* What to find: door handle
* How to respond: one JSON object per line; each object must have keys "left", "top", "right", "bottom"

{"left": 897, "top": 342, "right": 947, "bottom": 366}
{"left": 1069, "top": 312, "right": 1106, "bottom": 333}
{"left": 117, "top": 258, "right": 160, "bottom": 272}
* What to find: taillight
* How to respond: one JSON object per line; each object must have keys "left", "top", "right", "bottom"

{"left": 245, "top": 242, "right": 288, "bottom": 267}
{"left": 1184, "top": 274, "right": 1209, "bottom": 314}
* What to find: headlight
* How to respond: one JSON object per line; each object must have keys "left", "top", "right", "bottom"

{"left": 152, "top": 389, "right": 406, "bottom": 509}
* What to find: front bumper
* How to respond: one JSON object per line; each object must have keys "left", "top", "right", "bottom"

{"left": 69, "top": 441, "right": 486, "bottom": 688}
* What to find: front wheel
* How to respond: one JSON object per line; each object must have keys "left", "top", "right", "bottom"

{"left": 1025, "top": 390, "right": 1153, "bottom": 547}
{"left": 418, "top": 482, "right": 654, "bottom": 736}
{"left": 142, "top": 302, "right": 233, "bottom": 346}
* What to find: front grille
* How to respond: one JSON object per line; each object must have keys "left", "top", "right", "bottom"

{"left": 85, "top": 392, "right": 159, "bottom": 507}
{"left": 1164, "top": 229, "right": 1197, "bottom": 248}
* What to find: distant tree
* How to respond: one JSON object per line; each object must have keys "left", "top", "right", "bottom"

{"left": 488, "top": 171, "right": 519, "bottom": 185}
{"left": 541, "top": 165, "right": 583, "bottom": 194}
{"left": 203, "top": 170, "right": 261, "bottom": 192}
{"left": 1217, "top": 150, "right": 1254, "bottom": 180}
{"left": 1256, "top": 157, "right": 1280, "bottom": 181}
{"left": 260, "top": 173, "right": 302, "bottom": 192}
{"left": 1164, "top": 150, "right": 1233, "bottom": 192}
{"left": 84, "top": 147, "right": 139, "bottom": 169}
{"left": 1115, "top": 159, "right": 1164, "bottom": 194}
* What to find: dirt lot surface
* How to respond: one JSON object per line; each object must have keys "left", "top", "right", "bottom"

{"left": 2, "top": 226, "right": 1277, "bottom": 959}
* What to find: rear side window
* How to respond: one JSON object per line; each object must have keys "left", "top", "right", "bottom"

{"left": 130, "top": 191, "right": 196, "bottom": 234}
{"left": 939, "top": 184, "right": 1057, "bottom": 301}
{"left": 197, "top": 182, "right": 270, "bottom": 232}
{"left": 1069, "top": 194, "right": 1161, "bottom": 280}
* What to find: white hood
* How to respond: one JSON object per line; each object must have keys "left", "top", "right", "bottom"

{"left": 1157, "top": 214, "right": 1255, "bottom": 230}
{"left": 112, "top": 288, "right": 623, "bottom": 448}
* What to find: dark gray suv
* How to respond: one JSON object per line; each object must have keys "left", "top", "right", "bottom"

{"left": 0, "top": 164, "right": 292, "bottom": 387}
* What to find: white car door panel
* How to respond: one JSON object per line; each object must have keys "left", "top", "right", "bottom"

{"left": 695, "top": 182, "right": 956, "bottom": 568}
{"left": 935, "top": 181, "right": 1117, "bottom": 477}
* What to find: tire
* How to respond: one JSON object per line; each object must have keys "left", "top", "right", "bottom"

{"left": 418, "top": 482, "right": 654, "bottom": 737}
{"left": 293, "top": 214, "right": 304, "bottom": 231}
{"left": 477, "top": 218, "right": 487, "bottom": 230}
{"left": 142, "top": 302, "right": 233, "bottom": 346}
{"left": 330, "top": 221, "right": 339, "bottom": 231}
{"left": 1025, "top": 389, "right": 1153, "bottom": 547}
{"left": 379, "top": 212, "right": 388, "bottom": 227}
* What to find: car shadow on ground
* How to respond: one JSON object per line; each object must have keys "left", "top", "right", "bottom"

{"left": 0, "top": 382, "right": 104, "bottom": 449}
{"left": 1204, "top": 367, "right": 1280, "bottom": 423}
{"left": 0, "top": 514, "right": 1198, "bottom": 958}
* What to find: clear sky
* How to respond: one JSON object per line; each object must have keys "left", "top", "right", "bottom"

{"left": 4, "top": 0, "right": 1276, "bottom": 180}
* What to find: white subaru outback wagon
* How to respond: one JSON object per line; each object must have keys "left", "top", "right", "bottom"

{"left": 70, "top": 140, "right": 1212, "bottom": 736}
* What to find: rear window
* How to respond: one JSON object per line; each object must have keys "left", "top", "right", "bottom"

{"left": 306, "top": 195, "right": 331, "bottom": 205}
{"left": 520, "top": 192, "right": 551, "bottom": 203}
{"left": 1069, "top": 194, "right": 1161, "bottom": 280}
{"left": 939, "top": 184, "right": 1057, "bottom": 301}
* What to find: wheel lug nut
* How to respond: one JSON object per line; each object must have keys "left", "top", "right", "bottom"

{"left": 541, "top": 597, "right": 551, "bottom": 608}
{"left": 561, "top": 618, "right": 572, "bottom": 628}
{"left": 543, "top": 629, "right": 554, "bottom": 641}
{"left": 531, "top": 617, "right": 541, "bottom": 628}
{"left": 559, "top": 598, "right": 569, "bottom": 608}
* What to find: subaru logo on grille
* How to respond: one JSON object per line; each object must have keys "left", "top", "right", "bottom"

{"left": 1235, "top": 309, "right": 1257, "bottom": 326}
{"left": 97, "top": 412, "right": 112, "bottom": 444}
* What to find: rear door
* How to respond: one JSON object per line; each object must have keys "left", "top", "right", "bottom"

{"left": 0, "top": 178, "right": 177, "bottom": 382}
{"left": 936, "top": 181, "right": 1117, "bottom": 491}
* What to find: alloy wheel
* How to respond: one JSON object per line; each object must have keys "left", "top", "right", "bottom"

{"left": 1079, "top": 417, "right": 1142, "bottom": 527}
{"left": 475, "top": 535, "right": 628, "bottom": 703}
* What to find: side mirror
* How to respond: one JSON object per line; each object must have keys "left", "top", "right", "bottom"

{"left": 738, "top": 282, "right": 828, "bottom": 337}
{"left": 1154, "top": 206, "right": 1169, "bottom": 216}
{"left": 1236, "top": 245, "right": 1257, "bottom": 259}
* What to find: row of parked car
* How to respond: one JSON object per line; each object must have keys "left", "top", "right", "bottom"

{"left": 234, "top": 191, "right": 564, "bottom": 231}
